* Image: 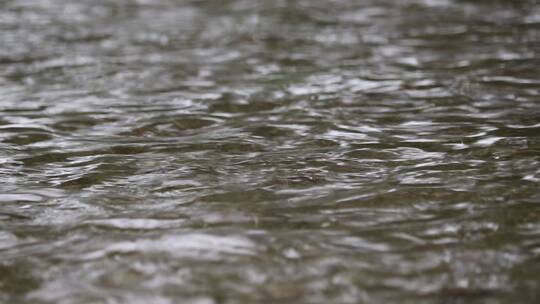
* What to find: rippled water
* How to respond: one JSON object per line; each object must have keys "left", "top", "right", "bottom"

{"left": 1, "top": 0, "right": 540, "bottom": 303}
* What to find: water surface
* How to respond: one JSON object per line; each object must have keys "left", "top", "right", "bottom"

{"left": 1, "top": 0, "right": 540, "bottom": 303}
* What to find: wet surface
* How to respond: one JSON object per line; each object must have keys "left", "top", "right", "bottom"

{"left": 1, "top": 0, "right": 540, "bottom": 303}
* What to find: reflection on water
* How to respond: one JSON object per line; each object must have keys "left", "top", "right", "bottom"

{"left": 1, "top": 0, "right": 540, "bottom": 303}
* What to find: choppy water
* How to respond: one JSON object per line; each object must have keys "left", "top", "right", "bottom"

{"left": 1, "top": 0, "right": 540, "bottom": 303}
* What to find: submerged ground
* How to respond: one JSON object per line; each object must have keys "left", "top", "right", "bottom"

{"left": 1, "top": 0, "right": 539, "bottom": 303}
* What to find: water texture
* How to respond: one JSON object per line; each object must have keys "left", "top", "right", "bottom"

{"left": 1, "top": 0, "right": 540, "bottom": 303}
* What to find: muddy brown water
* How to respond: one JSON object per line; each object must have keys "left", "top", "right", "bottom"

{"left": 1, "top": 0, "right": 540, "bottom": 303}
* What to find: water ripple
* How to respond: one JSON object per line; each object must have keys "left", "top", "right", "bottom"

{"left": 1, "top": 0, "right": 540, "bottom": 303}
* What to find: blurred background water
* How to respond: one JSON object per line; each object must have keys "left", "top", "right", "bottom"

{"left": 1, "top": 0, "right": 540, "bottom": 303}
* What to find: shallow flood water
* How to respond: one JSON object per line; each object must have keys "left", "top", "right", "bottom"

{"left": 1, "top": 0, "right": 540, "bottom": 303}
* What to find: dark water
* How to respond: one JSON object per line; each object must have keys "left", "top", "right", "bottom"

{"left": 1, "top": 0, "right": 540, "bottom": 303}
